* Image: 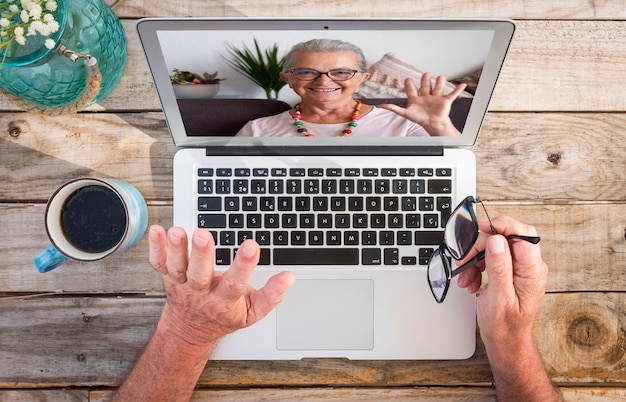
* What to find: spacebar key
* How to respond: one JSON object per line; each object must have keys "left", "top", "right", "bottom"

{"left": 273, "top": 248, "right": 359, "bottom": 265}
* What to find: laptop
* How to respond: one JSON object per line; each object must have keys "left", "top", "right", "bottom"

{"left": 137, "top": 18, "right": 515, "bottom": 360}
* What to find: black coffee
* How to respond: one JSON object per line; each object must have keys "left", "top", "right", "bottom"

{"left": 61, "top": 185, "right": 127, "bottom": 253}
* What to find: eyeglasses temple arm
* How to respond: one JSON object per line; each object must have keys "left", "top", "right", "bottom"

{"left": 450, "top": 234, "right": 541, "bottom": 279}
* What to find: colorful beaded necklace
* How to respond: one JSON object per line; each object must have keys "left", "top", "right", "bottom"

{"left": 292, "top": 100, "right": 362, "bottom": 137}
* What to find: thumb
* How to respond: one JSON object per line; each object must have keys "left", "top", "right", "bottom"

{"left": 483, "top": 235, "right": 515, "bottom": 298}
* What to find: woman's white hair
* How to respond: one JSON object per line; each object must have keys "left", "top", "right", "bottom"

{"left": 283, "top": 39, "right": 367, "bottom": 71}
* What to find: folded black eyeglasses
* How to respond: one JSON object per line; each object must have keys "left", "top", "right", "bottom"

{"left": 427, "top": 196, "right": 541, "bottom": 303}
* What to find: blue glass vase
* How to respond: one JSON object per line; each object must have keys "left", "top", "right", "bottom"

{"left": 0, "top": 0, "right": 127, "bottom": 113}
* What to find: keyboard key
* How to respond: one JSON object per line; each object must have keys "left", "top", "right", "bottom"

{"left": 362, "top": 248, "right": 381, "bottom": 265}
{"left": 229, "top": 214, "right": 244, "bottom": 228}
{"left": 291, "top": 231, "right": 306, "bottom": 245}
{"left": 331, "top": 197, "right": 346, "bottom": 211}
{"left": 436, "top": 168, "right": 452, "bottom": 176}
{"left": 424, "top": 214, "right": 439, "bottom": 228}
{"left": 384, "top": 248, "right": 399, "bottom": 265}
{"left": 308, "top": 168, "right": 324, "bottom": 176}
{"left": 357, "top": 179, "right": 373, "bottom": 194}
{"left": 198, "top": 180, "right": 213, "bottom": 194}
{"left": 273, "top": 248, "right": 359, "bottom": 265}
{"left": 418, "top": 168, "right": 434, "bottom": 177}
{"left": 215, "top": 179, "right": 231, "bottom": 194}
{"left": 308, "top": 231, "right": 324, "bottom": 245}
{"left": 198, "top": 197, "right": 221, "bottom": 211}
{"left": 216, "top": 168, "right": 232, "bottom": 177}
{"left": 215, "top": 249, "right": 230, "bottom": 265}
{"left": 419, "top": 196, "right": 434, "bottom": 211}
{"left": 224, "top": 197, "right": 239, "bottom": 211}
{"left": 273, "top": 231, "right": 289, "bottom": 245}
{"left": 255, "top": 231, "right": 271, "bottom": 245}
{"left": 271, "top": 168, "right": 287, "bottom": 177}
{"left": 198, "top": 168, "right": 213, "bottom": 176}
{"left": 326, "top": 168, "right": 342, "bottom": 176}
{"left": 340, "top": 179, "right": 355, "bottom": 194}
{"left": 410, "top": 179, "right": 426, "bottom": 194}
{"left": 363, "top": 168, "right": 378, "bottom": 177}
{"left": 392, "top": 179, "right": 408, "bottom": 194}
{"left": 198, "top": 214, "right": 226, "bottom": 228}
{"left": 415, "top": 231, "right": 444, "bottom": 246}
{"left": 428, "top": 179, "right": 452, "bottom": 194}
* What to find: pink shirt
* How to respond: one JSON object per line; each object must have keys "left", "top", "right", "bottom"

{"left": 236, "top": 107, "right": 429, "bottom": 137}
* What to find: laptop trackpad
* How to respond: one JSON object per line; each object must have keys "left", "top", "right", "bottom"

{"left": 276, "top": 279, "right": 374, "bottom": 350}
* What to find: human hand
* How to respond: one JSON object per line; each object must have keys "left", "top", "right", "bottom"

{"left": 457, "top": 216, "right": 548, "bottom": 348}
{"left": 378, "top": 73, "right": 467, "bottom": 136}
{"left": 148, "top": 225, "right": 295, "bottom": 346}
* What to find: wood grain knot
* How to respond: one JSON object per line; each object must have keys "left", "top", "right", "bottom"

{"left": 567, "top": 316, "right": 605, "bottom": 348}
{"left": 7, "top": 122, "right": 22, "bottom": 138}
{"left": 565, "top": 312, "right": 624, "bottom": 365}
{"left": 547, "top": 153, "right": 562, "bottom": 166}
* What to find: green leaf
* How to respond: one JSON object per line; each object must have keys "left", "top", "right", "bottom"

{"left": 223, "top": 38, "right": 287, "bottom": 99}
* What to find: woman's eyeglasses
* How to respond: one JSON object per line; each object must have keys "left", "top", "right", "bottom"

{"left": 427, "top": 196, "right": 541, "bottom": 304}
{"left": 287, "top": 68, "right": 361, "bottom": 81}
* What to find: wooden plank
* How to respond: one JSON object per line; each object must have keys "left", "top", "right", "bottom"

{"left": 0, "top": 294, "right": 624, "bottom": 387}
{"left": 92, "top": 387, "right": 626, "bottom": 401}
{"left": 0, "top": 390, "right": 88, "bottom": 401}
{"left": 1, "top": 112, "right": 625, "bottom": 202}
{"left": 1, "top": 386, "right": 624, "bottom": 401}
{"left": 1, "top": 21, "right": 626, "bottom": 112}
{"left": 1, "top": 202, "right": 625, "bottom": 293}
{"left": 537, "top": 293, "right": 626, "bottom": 385}
{"left": 109, "top": 0, "right": 626, "bottom": 19}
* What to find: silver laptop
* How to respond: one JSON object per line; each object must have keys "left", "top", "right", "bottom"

{"left": 137, "top": 18, "right": 515, "bottom": 360}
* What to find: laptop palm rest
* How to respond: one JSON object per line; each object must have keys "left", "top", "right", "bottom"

{"left": 276, "top": 279, "right": 374, "bottom": 351}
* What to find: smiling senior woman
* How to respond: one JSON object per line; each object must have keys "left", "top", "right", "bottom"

{"left": 236, "top": 38, "right": 466, "bottom": 138}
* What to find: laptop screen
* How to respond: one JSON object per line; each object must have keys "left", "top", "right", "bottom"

{"left": 137, "top": 18, "right": 514, "bottom": 148}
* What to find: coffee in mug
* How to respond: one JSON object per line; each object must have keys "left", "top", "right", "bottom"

{"left": 34, "top": 178, "right": 148, "bottom": 273}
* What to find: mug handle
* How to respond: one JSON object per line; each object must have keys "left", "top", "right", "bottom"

{"left": 33, "top": 245, "right": 69, "bottom": 273}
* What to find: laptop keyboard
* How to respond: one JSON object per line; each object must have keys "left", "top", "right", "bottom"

{"left": 196, "top": 166, "right": 453, "bottom": 267}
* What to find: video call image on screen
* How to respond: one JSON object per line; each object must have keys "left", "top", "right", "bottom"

{"left": 155, "top": 27, "right": 496, "bottom": 139}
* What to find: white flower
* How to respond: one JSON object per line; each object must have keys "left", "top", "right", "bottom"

{"left": 28, "top": 4, "right": 43, "bottom": 20}
{"left": 1, "top": 0, "right": 62, "bottom": 66}
{"left": 45, "top": 1, "right": 57, "bottom": 12}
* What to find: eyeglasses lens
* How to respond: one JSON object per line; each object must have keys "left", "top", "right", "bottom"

{"left": 444, "top": 203, "right": 477, "bottom": 260}
{"left": 427, "top": 248, "right": 448, "bottom": 302}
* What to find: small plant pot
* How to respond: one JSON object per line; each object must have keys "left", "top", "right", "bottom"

{"left": 172, "top": 83, "right": 220, "bottom": 99}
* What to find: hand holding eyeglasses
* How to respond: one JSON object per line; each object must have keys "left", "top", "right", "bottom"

{"left": 457, "top": 215, "right": 556, "bottom": 400}
{"left": 456, "top": 214, "right": 548, "bottom": 345}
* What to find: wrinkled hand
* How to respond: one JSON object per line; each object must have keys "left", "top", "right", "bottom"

{"left": 457, "top": 216, "right": 548, "bottom": 347}
{"left": 149, "top": 225, "right": 295, "bottom": 346}
{"left": 378, "top": 73, "right": 467, "bottom": 136}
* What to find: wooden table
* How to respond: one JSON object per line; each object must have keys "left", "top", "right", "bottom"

{"left": 1, "top": 1, "right": 625, "bottom": 400}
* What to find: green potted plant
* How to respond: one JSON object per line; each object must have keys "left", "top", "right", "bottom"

{"left": 170, "top": 69, "right": 225, "bottom": 99}
{"left": 223, "top": 38, "right": 286, "bottom": 99}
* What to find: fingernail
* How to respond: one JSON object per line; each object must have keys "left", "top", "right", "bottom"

{"left": 488, "top": 235, "right": 506, "bottom": 254}
{"left": 169, "top": 233, "right": 182, "bottom": 245}
{"left": 241, "top": 241, "right": 258, "bottom": 258}
{"left": 193, "top": 234, "right": 208, "bottom": 248}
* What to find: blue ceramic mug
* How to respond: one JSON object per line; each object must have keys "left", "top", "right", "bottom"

{"left": 34, "top": 178, "right": 148, "bottom": 273}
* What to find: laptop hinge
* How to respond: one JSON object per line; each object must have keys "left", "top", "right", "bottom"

{"left": 204, "top": 146, "right": 444, "bottom": 157}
